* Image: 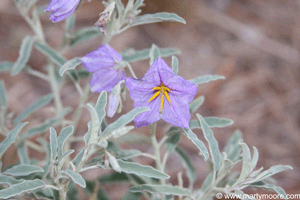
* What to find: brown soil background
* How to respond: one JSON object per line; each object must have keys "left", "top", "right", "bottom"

{"left": 1, "top": 0, "right": 300, "bottom": 199}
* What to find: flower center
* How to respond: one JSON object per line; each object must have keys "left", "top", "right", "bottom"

{"left": 148, "top": 83, "right": 171, "bottom": 112}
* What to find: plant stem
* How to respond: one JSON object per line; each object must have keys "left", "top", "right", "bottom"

{"left": 48, "top": 64, "right": 63, "bottom": 114}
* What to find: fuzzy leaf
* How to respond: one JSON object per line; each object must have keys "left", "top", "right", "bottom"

{"left": 189, "top": 96, "right": 204, "bottom": 114}
{"left": 0, "top": 61, "right": 13, "bottom": 73}
{"left": 198, "top": 114, "right": 222, "bottom": 171}
{"left": 200, "top": 172, "right": 213, "bottom": 192}
{"left": 189, "top": 117, "right": 233, "bottom": 129}
{"left": 108, "top": 152, "right": 121, "bottom": 172}
{"left": 95, "top": 91, "right": 107, "bottom": 122}
{"left": 0, "top": 179, "right": 45, "bottom": 199}
{"left": 34, "top": 42, "right": 67, "bottom": 66}
{"left": 3, "top": 164, "right": 44, "bottom": 176}
{"left": 17, "top": 143, "right": 29, "bottom": 164}
{"left": 250, "top": 182, "right": 288, "bottom": 199}
{"left": 11, "top": 36, "right": 35, "bottom": 75}
{"left": 70, "top": 27, "right": 101, "bottom": 46}
{"left": 111, "top": 126, "right": 134, "bottom": 139}
{"left": 175, "top": 147, "right": 196, "bottom": 184}
{"left": 59, "top": 57, "right": 82, "bottom": 76}
{"left": 171, "top": 56, "right": 179, "bottom": 74}
{"left": 234, "top": 143, "right": 252, "bottom": 185}
{"left": 72, "top": 149, "right": 84, "bottom": 167}
{"left": 0, "top": 122, "right": 28, "bottom": 158}
{"left": 115, "top": 149, "right": 142, "bottom": 160}
{"left": 253, "top": 165, "right": 293, "bottom": 183}
{"left": 118, "top": 160, "right": 169, "bottom": 179}
{"left": 13, "top": 94, "right": 53, "bottom": 125}
{"left": 149, "top": 44, "right": 160, "bottom": 65}
{"left": 62, "top": 170, "right": 86, "bottom": 188}
{"left": 0, "top": 80, "right": 7, "bottom": 108}
{"left": 183, "top": 128, "right": 209, "bottom": 160}
{"left": 0, "top": 175, "right": 23, "bottom": 186}
{"left": 165, "top": 132, "right": 181, "bottom": 152}
{"left": 57, "top": 125, "right": 74, "bottom": 158}
{"left": 129, "top": 184, "right": 191, "bottom": 196}
{"left": 86, "top": 103, "right": 100, "bottom": 145}
{"left": 250, "top": 147, "right": 259, "bottom": 172}
{"left": 49, "top": 127, "right": 58, "bottom": 161}
{"left": 223, "top": 130, "right": 243, "bottom": 162}
{"left": 190, "top": 75, "right": 225, "bottom": 85}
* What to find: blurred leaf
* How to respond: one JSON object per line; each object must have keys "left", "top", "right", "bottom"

{"left": 223, "top": 130, "right": 243, "bottom": 162}
{"left": 122, "top": 191, "right": 141, "bottom": 200}
{"left": 189, "top": 96, "right": 204, "bottom": 114}
{"left": 0, "top": 175, "right": 23, "bottom": 185}
{"left": 114, "top": 0, "right": 125, "bottom": 18}
{"left": 197, "top": 114, "right": 222, "bottom": 171}
{"left": 200, "top": 172, "right": 213, "bottom": 192}
{"left": 149, "top": 44, "right": 160, "bottom": 65}
{"left": 58, "top": 150, "right": 75, "bottom": 169}
{"left": 11, "top": 36, "right": 35, "bottom": 75}
{"left": 0, "top": 61, "right": 13, "bottom": 73}
{"left": 132, "top": 0, "right": 144, "bottom": 11}
{"left": 13, "top": 94, "right": 53, "bottom": 125}
{"left": 83, "top": 121, "right": 92, "bottom": 147}
{"left": 189, "top": 117, "right": 234, "bottom": 129}
{"left": 171, "top": 56, "right": 179, "bottom": 74}
{"left": 62, "top": 170, "right": 86, "bottom": 188}
{"left": 59, "top": 57, "right": 82, "bottom": 76}
{"left": 165, "top": 132, "right": 181, "bottom": 152}
{"left": 107, "top": 81, "right": 122, "bottom": 118}
{"left": 217, "top": 154, "right": 233, "bottom": 181}
{"left": 99, "top": 172, "right": 129, "bottom": 184}
{"left": 234, "top": 143, "right": 252, "bottom": 186}
{"left": 34, "top": 42, "right": 67, "bottom": 66}
{"left": 95, "top": 91, "right": 107, "bottom": 123}
{"left": 252, "top": 165, "right": 293, "bottom": 183}
{"left": 107, "top": 151, "right": 121, "bottom": 172}
{"left": 17, "top": 143, "right": 29, "bottom": 164}
{"left": 0, "top": 122, "right": 28, "bottom": 158}
{"left": 183, "top": 128, "right": 209, "bottom": 160}
{"left": 66, "top": 181, "right": 78, "bottom": 200}
{"left": 49, "top": 127, "right": 58, "bottom": 161}
{"left": 129, "top": 184, "right": 191, "bottom": 196}
{"left": 110, "top": 126, "right": 134, "bottom": 139}
{"left": 3, "top": 164, "right": 44, "bottom": 176}
{"left": 70, "top": 27, "right": 101, "bottom": 46}
{"left": 72, "top": 149, "right": 84, "bottom": 167}
{"left": 250, "top": 147, "right": 259, "bottom": 172}
{"left": 122, "top": 47, "right": 181, "bottom": 63}
{"left": 175, "top": 147, "right": 196, "bottom": 185}
{"left": 0, "top": 179, "right": 45, "bottom": 199}
{"left": 115, "top": 149, "right": 142, "bottom": 160}
{"left": 100, "top": 107, "right": 149, "bottom": 139}
{"left": 57, "top": 125, "right": 74, "bottom": 159}
{"left": 86, "top": 103, "right": 100, "bottom": 145}
{"left": 118, "top": 160, "right": 169, "bottom": 179}
{"left": 0, "top": 81, "right": 7, "bottom": 109}
{"left": 190, "top": 75, "right": 225, "bottom": 85}
{"left": 34, "top": 187, "right": 54, "bottom": 200}
{"left": 250, "top": 181, "right": 287, "bottom": 199}
{"left": 64, "top": 13, "right": 75, "bottom": 34}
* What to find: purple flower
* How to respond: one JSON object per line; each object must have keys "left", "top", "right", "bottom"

{"left": 45, "top": 0, "right": 80, "bottom": 23}
{"left": 81, "top": 44, "right": 125, "bottom": 93}
{"left": 125, "top": 58, "right": 197, "bottom": 128}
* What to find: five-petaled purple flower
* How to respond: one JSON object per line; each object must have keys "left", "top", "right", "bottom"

{"left": 45, "top": 0, "right": 80, "bottom": 23}
{"left": 125, "top": 58, "right": 197, "bottom": 128}
{"left": 81, "top": 44, "right": 125, "bottom": 93}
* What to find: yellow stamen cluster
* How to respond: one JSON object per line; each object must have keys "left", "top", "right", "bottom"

{"left": 148, "top": 83, "right": 171, "bottom": 112}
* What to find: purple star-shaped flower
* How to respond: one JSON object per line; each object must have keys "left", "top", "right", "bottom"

{"left": 125, "top": 58, "right": 197, "bottom": 128}
{"left": 45, "top": 0, "right": 80, "bottom": 23}
{"left": 81, "top": 44, "right": 125, "bottom": 93}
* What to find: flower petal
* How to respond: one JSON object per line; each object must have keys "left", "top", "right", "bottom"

{"left": 46, "top": 0, "right": 80, "bottom": 22}
{"left": 90, "top": 69, "right": 125, "bottom": 93}
{"left": 125, "top": 77, "right": 157, "bottom": 102}
{"left": 81, "top": 44, "right": 123, "bottom": 72}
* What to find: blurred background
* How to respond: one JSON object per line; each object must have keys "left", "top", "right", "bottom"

{"left": 1, "top": 0, "right": 300, "bottom": 199}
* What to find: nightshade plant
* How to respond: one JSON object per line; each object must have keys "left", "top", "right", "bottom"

{"left": 0, "top": 0, "right": 292, "bottom": 200}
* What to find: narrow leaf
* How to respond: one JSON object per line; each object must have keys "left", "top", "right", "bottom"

{"left": 13, "top": 94, "right": 53, "bottom": 125}
{"left": 250, "top": 182, "right": 288, "bottom": 199}
{"left": 234, "top": 143, "right": 252, "bottom": 185}
{"left": 0, "top": 80, "right": 7, "bottom": 108}
{"left": 250, "top": 147, "right": 259, "bottom": 172}
{"left": 57, "top": 125, "right": 74, "bottom": 158}
{"left": 190, "top": 75, "right": 225, "bottom": 85}
{"left": 0, "top": 61, "right": 13, "bottom": 73}
{"left": 198, "top": 114, "right": 222, "bottom": 170}
{"left": 183, "top": 128, "right": 209, "bottom": 160}
{"left": 49, "top": 127, "right": 58, "bottom": 160}
{"left": 0, "top": 175, "right": 23, "bottom": 186}
{"left": 3, "top": 164, "right": 44, "bottom": 176}
{"left": 86, "top": 103, "right": 100, "bottom": 145}
{"left": 17, "top": 143, "right": 30, "bottom": 164}
{"left": 11, "top": 36, "right": 35, "bottom": 75}
{"left": 115, "top": 149, "right": 142, "bottom": 160}
{"left": 189, "top": 117, "right": 233, "bottom": 129}
{"left": 0, "top": 179, "right": 45, "bottom": 199}
{"left": 189, "top": 96, "right": 204, "bottom": 114}
{"left": 253, "top": 165, "right": 293, "bottom": 183}
{"left": 0, "top": 122, "right": 28, "bottom": 158}
{"left": 111, "top": 126, "right": 134, "bottom": 139}
{"left": 118, "top": 160, "right": 169, "bottom": 179}
{"left": 107, "top": 152, "right": 121, "bottom": 172}
{"left": 175, "top": 147, "right": 196, "bottom": 184}
{"left": 70, "top": 27, "right": 101, "bottom": 46}
{"left": 34, "top": 42, "right": 67, "bottom": 66}
{"left": 129, "top": 184, "right": 191, "bottom": 196}
{"left": 62, "top": 170, "right": 86, "bottom": 188}
{"left": 149, "top": 44, "right": 160, "bottom": 65}
{"left": 165, "top": 132, "right": 181, "bottom": 152}
{"left": 72, "top": 149, "right": 84, "bottom": 167}
{"left": 59, "top": 57, "right": 82, "bottom": 76}
{"left": 100, "top": 107, "right": 149, "bottom": 139}
{"left": 171, "top": 56, "right": 179, "bottom": 74}
{"left": 223, "top": 130, "right": 243, "bottom": 162}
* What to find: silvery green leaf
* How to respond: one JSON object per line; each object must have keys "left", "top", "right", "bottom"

{"left": 0, "top": 80, "right": 7, "bottom": 109}
{"left": 111, "top": 126, "right": 134, "bottom": 139}
{"left": 149, "top": 44, "right": 161, "bottom": 65}
{"left": 115, "top": 149, "right": 142, "bottom": 160}
{"left": 0, "top": 122, "right": 28, "bottom": 158}
{"left": 59, "top": 57, "right": 82, "bottom": 76}
{"left": 252, "top": 165, "right": 293, "bottom": 183}
{"left": 165, "top": 132, "right": 181, "bottom": 152}
{"left": 250, "top": 147, "right": 259, "bottom": 172}
{"left": 0, "top": 179, "right": 45, "bottom": 199}
{"left": 57, "top": 125, "right": 74, "bottom": 158}
{"left": 200, "top": 172, "right": 213, "bottom": 192}
{"left": 36, "top": 138, "right": 51, "bottom": 164}
{"left": 100, "top": 107, "right": 149, "bottom": 139}
{"left": 129, "top": 184, "right": 191, "bottom": 196}
{"left": 189, "top": 117, "right": 233, "bottom": 129}
{"left": 0, "top": 175, "right": 23, "bottom": 186}
{"left": 223, "top": 130, "right": 243, "bottom": 162}
{"left": 217, "top": 154, "right": 233, "bottom": 181}
{"left": 11, "top": 36, "right": 35, "bottom": 75}
{"left": 17, "top": 143, "right": 29, "bottom": 164}
{"left": 24, "top": 0, "right": 39, "bottom": 13}
{"left": 189, "top": 96, "right": 204, "bottom": 114}
{"left": 13, "top": 94, "right": 53, "bottom": 125}
{"left": 98, "top": 172, "right": 129, "bottom": 183}
{"left": 107, "top": 152, "right": 121, "bottom": 172}
{"left": 62, "top": 170, "right": 86, "bottom": 188}
{"left": 114, "top": 0, "right": 125, "bottom": 17}
{"left": 122, "top": 191, "right": 141, "bottom": 200}
{"left": 86, "top": 103, "right": 100, "bottom": 145}
{"left": 49, "top": 127, "right": 58, "bottom": 161}
{"left": 183, "top": 128, "right": 209, "bottom": 160}
{"left": 72, "top": 149, "right": 85, "bottom": 167}
{"left": 233, "top": 143, "right": 252, "bottom": 186}
{"left": 250, "top": 182, "right": 287, "bottom": 199}
{"left": 108, "top": 81, "right": 122, "bottom": 118}
{"left": 70, "top": 26, "right": 101, "bottom": 46}
{"left": 234, "top": 190, "right": 255, "bottom": 200}
{"left": 132, "top": 0, "right": 144, "bottom": 11}
{"left": 64, "top": 13, "right": 75, "bottom": 34}
{"left": 171, "top": 56, "right": 179, "bottom": 74}
{"left": 190, "top": 75, "right": 225, "bottom": 85}
{"left": 122, "top": 47, "right": 181, "bottom": 63}
{"left": 118, "top": 160, "right": 169, "bottom": 179}
{"left": 58, "top": 150, "right": 75, "bottom": 169}
{"left": 34, "top": 42, "right": 67, "bottom": 66}
{"left": 175, "top": 147, "right": 196, "bottom": 185}
{"left": 198, "top": 114, "right": 221, "bottom": 171}
{"left": 3, "top": 164, "right": 44, "bottom": 176}
{"left": 129, "top": 12, "right": 186, "bottom": 28}
{"left": 95, "top": 90, "right": 107, "bottom": 122}
{"left": 0, "top": 61, "right": 13, "bottom": 73}
{"left": 83, "top": 121, "right": 92, "bottom": 147}
{"left": 34, "top": 187, "right": 54, "bottom": 200}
